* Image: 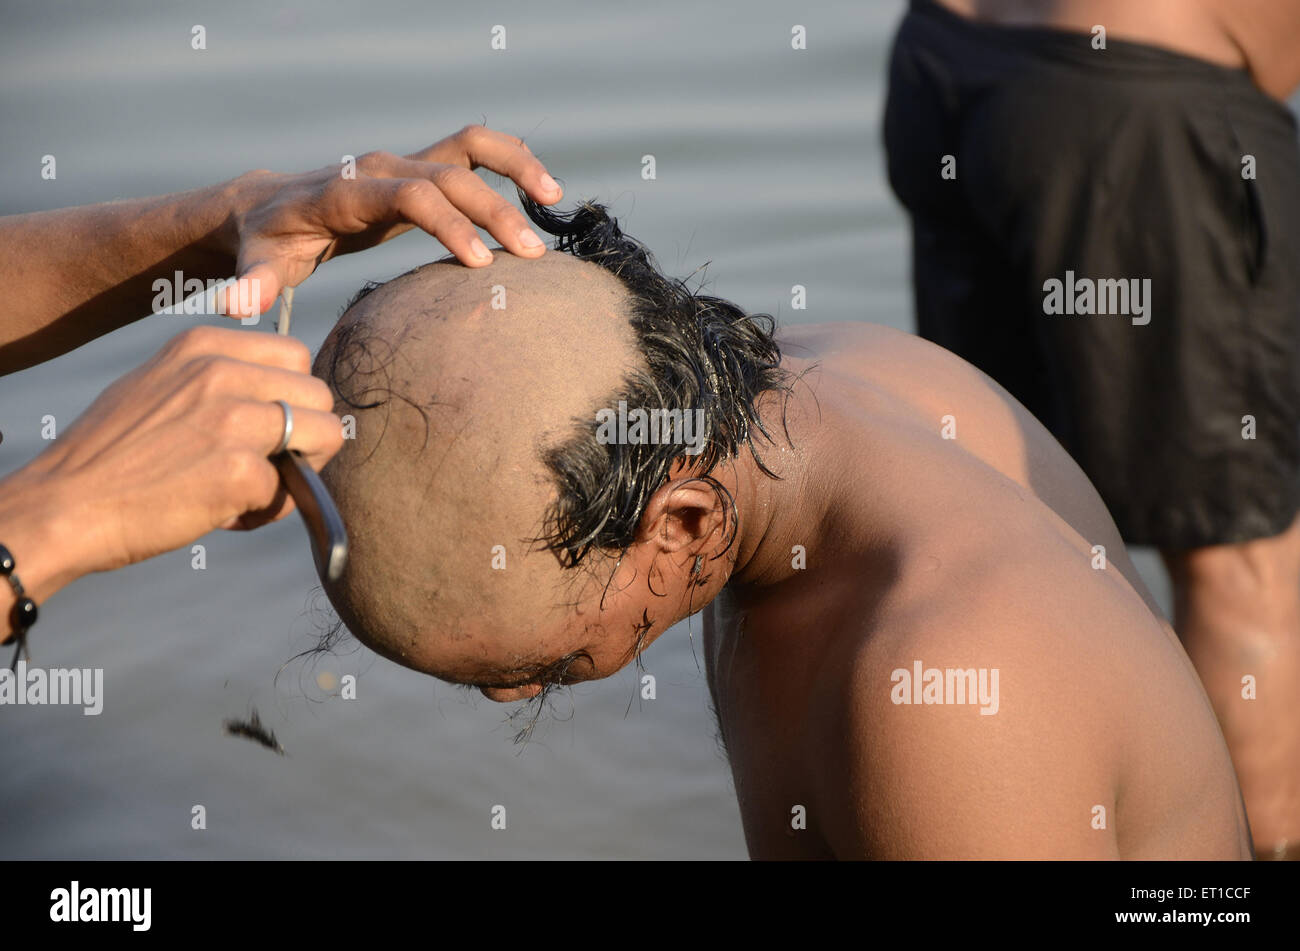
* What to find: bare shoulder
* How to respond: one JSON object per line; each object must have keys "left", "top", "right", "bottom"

{"left": 777, "top": 320, "right": 914, "bottom": 359}
{"left": 805, "top": 537, "right": 1250, "bottom": 859}
{"left": 777, "top": 321, "right": 1006, "bottom": 399}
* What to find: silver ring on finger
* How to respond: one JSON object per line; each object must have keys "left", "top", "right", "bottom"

{"left": 272, "top": 399, "right": 293, "bottom": 455}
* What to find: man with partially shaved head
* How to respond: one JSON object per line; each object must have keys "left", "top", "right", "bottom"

{"left": 314, "top": 198, "right": 1253, "bottom": 859}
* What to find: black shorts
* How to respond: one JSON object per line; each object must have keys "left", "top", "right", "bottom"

{"left": 884, "top": 0, "right": 1300, "bottom": 549}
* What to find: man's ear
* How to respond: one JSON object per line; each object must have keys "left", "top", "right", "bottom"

{"left": 637, "top": 476, "right": 727, "bottom": 556}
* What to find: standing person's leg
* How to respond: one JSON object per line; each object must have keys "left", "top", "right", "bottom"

{"left": 1162, "top": 522, "right": 1300, "bottom": 859}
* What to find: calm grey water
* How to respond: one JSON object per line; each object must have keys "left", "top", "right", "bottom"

{"left": 0, "top": 0, "right": 1204, "bottom": 859}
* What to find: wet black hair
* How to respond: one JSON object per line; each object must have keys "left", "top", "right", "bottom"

{"left": 518, "top": 192, "right": 794, "bottom": 574}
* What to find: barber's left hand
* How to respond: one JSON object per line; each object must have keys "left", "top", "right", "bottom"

{"left": 222, "top": 124, "right": 562, "bottom": 318}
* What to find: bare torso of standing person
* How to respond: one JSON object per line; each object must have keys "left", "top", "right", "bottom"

{"left": 936, "top": 0, "right": 1300, "bottom": 100}
{"left": 703, "top": 323, "right": 1254, "bottom": 858}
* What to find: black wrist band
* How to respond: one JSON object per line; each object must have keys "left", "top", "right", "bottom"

{"left": 0, "top": 543, "right": 39, "bottom": 671}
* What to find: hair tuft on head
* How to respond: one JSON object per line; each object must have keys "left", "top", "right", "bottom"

{"left": 519, "top": 190, "right": 794, "bottom": 570}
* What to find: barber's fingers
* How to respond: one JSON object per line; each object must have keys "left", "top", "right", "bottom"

{"left": 220, "top": 265, "right": 285, "bottom": 321}
{"left": 152, "top": 332, "right": 336, "bottom": 443}
{"left": 177, "top": 358, "right": 333, "bottom": 411}
{"left": 376, "top": 155, "right": 550, "bottom": 260}
{"left": 406, "top": 125, "right": 563, "bottom": 206}
{"left": 249, "top": 401, "right": 345, "bottom": 467}
{"left": 320, "top": 175, "right": 506, "bottom": 267}
{"left": 215, "top": 404, "right": 344, "bottom": 531}
{"left": 159, "top": 325, "right": 312, "bottom": 374}
{"left": 158, "top": 331, "right": 344, "bottom": 463}
{"left": 171, "top": 271, "right": 285, "bottom": 323}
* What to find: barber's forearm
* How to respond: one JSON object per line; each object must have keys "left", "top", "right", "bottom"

{"left": 0, "top": 470, "right": 93, "bottom": 639}
{"left": 0, "top": 174, "right": 263, "bottom": 375}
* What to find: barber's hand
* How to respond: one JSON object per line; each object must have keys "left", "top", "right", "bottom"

{"left": 222, "top": 125, "right": 562, "bottom": 318}
{"left": 4, "top": 326, "right": 343, "bottom": 585}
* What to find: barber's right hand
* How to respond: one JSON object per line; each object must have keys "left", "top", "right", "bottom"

{"left": 1, "top": 326, "right": 344, "bottom": 587}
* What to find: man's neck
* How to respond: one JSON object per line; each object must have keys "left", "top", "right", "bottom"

{"left": 724, "top": 383, "right": 833, "bottom": 593}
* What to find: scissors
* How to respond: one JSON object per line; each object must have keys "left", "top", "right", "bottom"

{"left": 271, "top": 285, "right": 349, "bottom": 583}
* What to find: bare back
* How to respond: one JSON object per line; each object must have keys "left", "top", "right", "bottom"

{"left": 704, "top": 323, "right": 1253, "bottom": 859}
{"left": 936, "top": 0, "right": 1300, "bottom": 100}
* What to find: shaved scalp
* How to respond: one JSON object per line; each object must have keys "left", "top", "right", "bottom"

{"left": 314, "top": 249, "right": 638, "bottom": 673}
